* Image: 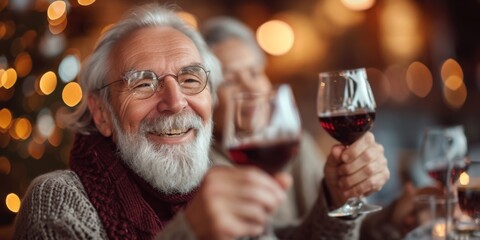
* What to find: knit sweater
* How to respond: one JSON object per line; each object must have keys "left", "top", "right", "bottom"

{"left": 13, "top": 132, "right": 358, "bottom": 239}
{"left": 13, "top": 169, "right": 358, "bottom": 240}
{"left": 12, "top": 170, "right": 196, "bottom": 240}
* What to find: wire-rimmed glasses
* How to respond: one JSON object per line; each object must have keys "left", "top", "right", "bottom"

{"left": 97, "top": 64, "right": 210, "bottom": 98}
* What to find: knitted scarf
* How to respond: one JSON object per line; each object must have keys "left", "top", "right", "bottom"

{"left": 70, "top": 132, "right": 197, "bottom": 240}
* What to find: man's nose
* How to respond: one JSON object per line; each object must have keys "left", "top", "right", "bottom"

{"left": 155, "top": 76, "right": 187, "bottom": 114}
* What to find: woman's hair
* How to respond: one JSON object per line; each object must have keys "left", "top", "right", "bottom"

{"left": 201, "top": 16, "right": 266, "bottom": 66}
{"left": 63, "top": 3, "right": 222, "bottom": 134}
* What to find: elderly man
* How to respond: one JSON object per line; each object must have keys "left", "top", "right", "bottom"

{"left": 14, "top": 4, "right": 387, "bottom": 240}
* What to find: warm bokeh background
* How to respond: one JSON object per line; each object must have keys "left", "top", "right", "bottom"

{"left": 1, "top": 0, "right": 479, "bottom": 238}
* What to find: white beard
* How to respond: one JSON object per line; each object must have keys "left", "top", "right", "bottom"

{"left": 110, "top": 110, "right": 213, "bottom": 194}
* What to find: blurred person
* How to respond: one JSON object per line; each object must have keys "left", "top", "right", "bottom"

{"left": 200, "top": 17, "right": 461, "bottom": 239}
{"left": 11, "top": 3, "right": 386, "bottom": 240}
{"left": 201, "top": 16, "right": 390, "bottom": 236}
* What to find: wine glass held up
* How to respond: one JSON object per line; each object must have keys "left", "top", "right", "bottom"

{"left": 224, "top": 84, "right": 302, "bottom": 175}
{"left": 223, "top": 84, "right": 302, "bottom": 240}
{"left": 317, "top": 67, "right": 381, "bottom": 217}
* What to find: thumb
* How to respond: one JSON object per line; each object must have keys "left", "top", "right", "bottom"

{"left": 273, "top": 172, "right": 293, "bottom": 190}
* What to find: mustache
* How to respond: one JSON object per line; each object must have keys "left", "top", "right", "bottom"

{"left": 139, "top": 111, "right": 205, "bottom": 133}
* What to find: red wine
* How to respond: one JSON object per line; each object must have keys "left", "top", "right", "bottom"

{"left": 427, "top": 163, "right": 469, "bottom": 185}
{"left": 457, "top": 187, "right": 480, "bottom": 219}
{"left": 318, "top": 112, "right": 375, "bottom": 145}
{"left": 228, "top": 140, "right": 300, "bottom": 175}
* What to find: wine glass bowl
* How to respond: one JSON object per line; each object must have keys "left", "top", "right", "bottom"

{"left": 223, "top": 84, "right": 302, "bottom": 239}
{"left": 420, "top": 125, "right": 469, "bottom": 187}
{"left": 224, "top": 84, "right": 302, "bottom": 175}
{"left": 317, "top": 67, "right": 381, "bottom": 217}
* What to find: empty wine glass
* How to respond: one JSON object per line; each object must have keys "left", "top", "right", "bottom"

{"left": 223, "top": 84, "right": 302, "bottom": 239}
{"left": 317, "top": 67, "right": 381, "bottom": 217}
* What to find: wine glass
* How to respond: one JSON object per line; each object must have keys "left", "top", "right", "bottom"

{"left": 420, "top": 125, "right": 469, "bottom": 189}
{"left": 457, "top": 158, "right": 480, "bottom": 236}
{"left": 317, "top": 67, "right": 381, "bottom": 217}
{"left": 223, "top": 84, "right": 302, "bottom": 239}
{"left": 420, "top": 125, "right": 468, "bottom": 237}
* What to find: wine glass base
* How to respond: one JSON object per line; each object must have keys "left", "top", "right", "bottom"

{"left": 328, "top": 201, "right": 382, "bottom": 217}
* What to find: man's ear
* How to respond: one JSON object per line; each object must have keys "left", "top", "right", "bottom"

{"left": 87, "top": 94, "right": 113, "bottom": 137}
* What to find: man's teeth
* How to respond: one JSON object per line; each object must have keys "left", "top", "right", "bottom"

{"left": 156, "top": 129, "right": 188, "bottom": 136}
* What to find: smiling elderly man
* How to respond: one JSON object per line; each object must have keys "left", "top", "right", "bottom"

{"left": 13, "top": 3, "right": 387, "bottom": 240}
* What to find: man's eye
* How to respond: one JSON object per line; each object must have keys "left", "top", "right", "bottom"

{"left": 183, "top": 78, "right": 202, "bottom": 85}
{"left": 131, "top": 79, "right": 155, "bottom": 89}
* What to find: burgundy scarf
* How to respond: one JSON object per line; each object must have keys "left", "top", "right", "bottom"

{"left": 70, "top": 132, "right": 197, "bottom": 240}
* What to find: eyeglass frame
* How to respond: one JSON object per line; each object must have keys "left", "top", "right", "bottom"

{"left": 95, "top": 64, "right": 210, "bottom": 99}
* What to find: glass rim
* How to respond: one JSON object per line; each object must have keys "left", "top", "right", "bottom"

{"left": 318, "top": 67, "right": 367, "bottom": 78}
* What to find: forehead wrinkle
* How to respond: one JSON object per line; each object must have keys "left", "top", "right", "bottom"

{"left": 111, "top": 27, "right": 203, "bottom": 75}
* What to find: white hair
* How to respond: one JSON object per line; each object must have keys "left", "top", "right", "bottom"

{"left": 64, "top": 3, "right": 222, "bottom": 134}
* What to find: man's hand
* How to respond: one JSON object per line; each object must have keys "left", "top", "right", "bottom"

{"left": 324, "top": 131, "right": 390, "bottom": 208}
{"left": 184, "top": 166, "right": 292, "bottom": 240}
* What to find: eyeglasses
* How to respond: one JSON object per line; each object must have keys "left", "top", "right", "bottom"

{"left": 97, "top": 65, "right": 210, "bottom": 99}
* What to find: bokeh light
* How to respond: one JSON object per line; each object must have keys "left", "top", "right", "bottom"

{"left": 441, "top": 58, "right": 463, "bottom": 82}
{"left": 406, "top": 61, "right": 433, "bottom": 98}
{"left": 0, "top": 108, "right": 13, "bottom": 131}
{"left": 6, "top": 193, "right": 21, "bottom": 213}
{"left": 58, "top": 55, "right": 81, "bottom": 83}
{"left": 28, "top": 140, "right": 45, "bottom": 160}
{"left": 443, "top": 82, "right": 467, "bottom": 109}
{"left": 459, "top": 172, "right": 469, "bottom": 185}
{"left": 267, "top": 11, "right": 327, "bottom": 76}
{"left": 12, "top": 117, "right": 33, "bottom": 140}
{"left": 39, "top": 33, "right": 66, "bottom": 58}
{"left": 444, "top": 75, "right": 463, "bottom": 91}
{"left": 39, "top": 71, "right": 57, "bottom": 95}
{"left": 37, "top": 108, "right": 55, "bottom": 138}
{"left": 47, "top": 1, "right": 67, "bottom": 23}
{"left": 62, "top": 82, "right": 82, "bottom": 107}
{"left": 49, "top": 17, "right": 68, "bottom": 35}
{"left": 48, "top": 126, "right": 63, "bottom": 147}
{"left": 1, "top": 68, "right": 18, "bottom": 89}
{"left": 0, "top": 156, "right": 11, "bottom": 175}
{"left": 256, "top": 20, "right": 294, "bottom": 56}
{"left": 78, "top": 0, "right": 96, "bottom": 6}
{"left": 380, "top": 0, "right": 423, "bottom": 63}
{"left": 14, "top": 52, "right": 33, "bottom": 77}
{"left": 341, "top": 0, "right": 375, "bottom": 11}
{"left": 313, "top": 0, "right": 365, "bottom": 36}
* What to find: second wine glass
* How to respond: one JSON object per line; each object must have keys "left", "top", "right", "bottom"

{"left": 223, "top": 84, "right": 302, "bottom": 240}
{"left": 317, "top": 67, "right": 381, "bottom": 217}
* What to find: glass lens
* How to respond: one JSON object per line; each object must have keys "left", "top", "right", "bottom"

{"left": 125, "top": 70, "right": 157, "bottom": 99}
{"left": 178, "top": 66, "right": 207, "bottom": 94}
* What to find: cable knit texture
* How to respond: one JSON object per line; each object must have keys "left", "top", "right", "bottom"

{"left": 13, "top": 132, "right": 196, "bottom": 240}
